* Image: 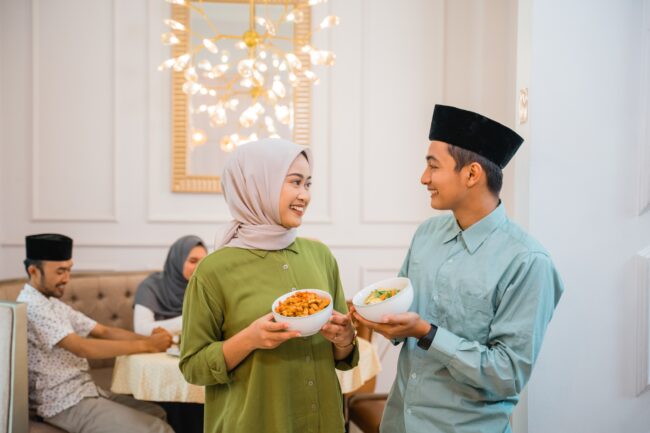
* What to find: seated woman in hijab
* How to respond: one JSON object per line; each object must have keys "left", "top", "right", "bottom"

{"left": 179, "top": 139, "right": 359, "bottom": 433}
{"left": 133, "top": 235, "right": 207, "bottom": 336}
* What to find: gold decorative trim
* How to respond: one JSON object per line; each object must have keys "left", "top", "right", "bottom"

{"left": 171, "top": 0, "right": 312, "bottom": 193}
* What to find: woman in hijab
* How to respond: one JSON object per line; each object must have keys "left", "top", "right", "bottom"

{"left": 133, "top": 235, "right": 207, "bottom": 336}
{"left": 179, "top": 139, "right": 358, "bottom": 433}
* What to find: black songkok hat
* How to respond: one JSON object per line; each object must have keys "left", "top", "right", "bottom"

{"left": 25, "top": 234, "right": 73, "bottom": 261}
{"left": 428, "top": 105, "right": 524, "bottom": 169}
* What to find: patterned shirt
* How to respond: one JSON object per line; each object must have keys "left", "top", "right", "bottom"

{"left": 17, "top": 284, "right": 99, "bottom": 418}
{"left": 381, "top": 204, "right": 564, "bottom": 433}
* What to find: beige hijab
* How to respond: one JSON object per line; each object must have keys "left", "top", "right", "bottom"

{"left": 217, "top": 138, "right": 312, "bottom": 250}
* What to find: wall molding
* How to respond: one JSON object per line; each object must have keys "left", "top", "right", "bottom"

{"left": 146, "top": 212, "right": 333, "bottom": 224}
{"left": 1, "top": 241, "right": 410, "bottom": 250}
{"left": 31, "top": 0, "right": 118, "bottom": 222}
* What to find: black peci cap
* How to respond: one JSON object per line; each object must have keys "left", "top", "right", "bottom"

{"left": 429, "top": 105, "right": 524, "bottom": 169}
{"left": 25, "top": 234, "right": 73, "bottom": 261}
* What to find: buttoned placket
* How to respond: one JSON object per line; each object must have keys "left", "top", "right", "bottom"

{"left": 277, "top": 248, "right": 319, "bottom": 431}
{"left": 405, "top": 234, "right": 465, "bottom": 422}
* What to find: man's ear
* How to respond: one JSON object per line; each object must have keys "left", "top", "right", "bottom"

{"left": 465, "top": 162, "right": 483, "bottom": 188}
{"left": 27, "top": 264, "right": 41, "bottom": 279}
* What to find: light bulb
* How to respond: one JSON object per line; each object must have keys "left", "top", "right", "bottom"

{"left": 272, "top": 79, "right": 287, "bottom": 98}
{"left": 191, "top": 129, "right": 207, "bottom": 146}
{"left": 319, "top": 15, "right": 340, "bottom": 29}
{"left": 173, "top": 54, "right": 190, "bottom": 71}
{"left": 203, "top": 39, "right": 218, "bottom": 54}
{"left": 220, "top": 135, "right": 236, "bottom": 152}
{"left": 161, "top": 33, "right": 179, "bottom": 45}
{"left": 275, "top": 105, "right": 291, "bottom": 125}
{"left": 285, "top": 9, "right": 304, "bottom": 23}
{"left": 285, "top": 53, "right": 302, "bottom": 69}
{"left": 157, "top": 58, "right": 176, "bottom": 71}
{"left": 198, "top": 59, "right": 212, "bottom": 71}
{"left": 164, "top": 19, "right": 186, "bottom": 32}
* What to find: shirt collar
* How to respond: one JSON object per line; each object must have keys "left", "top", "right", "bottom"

{"left": 458, "top": 203, "right": 507, "bottom": 254}
{"left": 442, "top": 216, "right": 463, "bottom": 244}
{"left": 246, "top": 242, "right": 300, "bottom": 259}
{"left": 22, "top": 283, "right": 50, "bottom": 302}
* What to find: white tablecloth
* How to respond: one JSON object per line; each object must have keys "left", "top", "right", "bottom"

{"left": 110, "top": 338, "right": 382, "bottom": 403}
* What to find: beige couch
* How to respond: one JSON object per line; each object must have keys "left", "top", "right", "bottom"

{"left": 0, "top": 271, "right": 151, "bottom": 433}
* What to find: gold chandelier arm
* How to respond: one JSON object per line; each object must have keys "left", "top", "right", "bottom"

{"left": 187, "top": 2, "right": 221, "bottom": 37}
{"left": 249, "top": 0, "right": 256, "bottom": 32}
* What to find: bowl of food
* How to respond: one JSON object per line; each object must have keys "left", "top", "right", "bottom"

{"left": 272, "top": 289, "right": 333, "bottom": 336}
{"left": 352, "top": 277, "right": 414, "bottom": 323}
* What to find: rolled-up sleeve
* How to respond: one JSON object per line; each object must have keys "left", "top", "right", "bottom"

{"left": 179, "top": 275, "right": 233, "bottom": 385}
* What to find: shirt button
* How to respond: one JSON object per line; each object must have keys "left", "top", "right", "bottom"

{"left": 411, "top": 373, "right": 417, "bottom": 379}
{"left": 448, "top": 259, "right": 453, "bottom": 263}
{"left": 308, "top": 380, "right": 314, "bottom": 386}
{"left": 282, "top": 264, "right": 289, "bottom": 270}
{"left": 311, "top": 403, "right": 317, "bottom": 411}
{"left": 407, "top": 408, "right": 412, "bottom": 415}
{"left": 305, "top": 356, "right": 311, "bottom": 362}
{"left": 433, "top": 295, "right": 439, "bottom": 301}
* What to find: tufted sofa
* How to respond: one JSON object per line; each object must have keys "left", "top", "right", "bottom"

{"left": 0, "top": 271, "right": 151, "bottom": 433}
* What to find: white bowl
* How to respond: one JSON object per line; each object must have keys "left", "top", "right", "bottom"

{"left": 271, "top": 289, "right": 333, "bottom": 336}
{"left": 352, "top": 277, "right": 414, "bottom": 323}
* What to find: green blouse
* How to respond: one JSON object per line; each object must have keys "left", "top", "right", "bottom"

{"left": 179, "top": 238, "right": 359, "bottom": 433}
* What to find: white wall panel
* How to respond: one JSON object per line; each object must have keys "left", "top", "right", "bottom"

{"left": 527, "top": 1, "right": 650, "bottom": 432}
{"left": 360, "top": 0, "right": 444, "bottom": 224}
{"left": 32, "top": 0, "right": 116, "bottom": 221}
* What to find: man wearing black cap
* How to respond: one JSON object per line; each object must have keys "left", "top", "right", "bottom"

{"left": 17, "top": 234, "right": 174, "bottom": 433}
{"left": 353, "top": 106, "right": 564, "bottom": 433}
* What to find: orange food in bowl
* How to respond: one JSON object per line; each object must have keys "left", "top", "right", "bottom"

{"left": 275, "top": 291, "right": 331, "bottom": 317}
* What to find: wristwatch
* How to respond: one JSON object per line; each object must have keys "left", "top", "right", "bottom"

{"left": 416, "top": 323, "right": 438, "bottom": 350}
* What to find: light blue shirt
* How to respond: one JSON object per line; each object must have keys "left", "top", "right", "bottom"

{"left": 381, "top": 204, "right": 564, "bottom": 433}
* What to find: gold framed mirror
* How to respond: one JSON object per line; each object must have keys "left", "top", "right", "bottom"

{"left": 168, "top": 0, "right": 314, "bottom": 193}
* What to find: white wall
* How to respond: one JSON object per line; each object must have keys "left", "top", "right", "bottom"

{"left": 0, "top": 0, "right": 517, "bottom": 396}
{"left": 526, "top": 0, "right": 650, "bottom": 432}
{"left": 0, "top": 0, "right": 431, "bottom": 393}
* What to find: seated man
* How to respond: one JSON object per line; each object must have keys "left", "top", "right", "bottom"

{"left": 17, "top": 233, "right": 174, "bottom": 433}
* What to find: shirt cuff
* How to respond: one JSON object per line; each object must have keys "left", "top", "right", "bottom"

{"left": 205, "top": 341, "right": 234, "bottom": 384}
{"left": 428, "top": 326, "right": 462, "bottom": 365}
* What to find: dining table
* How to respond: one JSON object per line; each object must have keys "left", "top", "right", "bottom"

{"left": 110, "top": 336, "right": 382, "bottom": 402}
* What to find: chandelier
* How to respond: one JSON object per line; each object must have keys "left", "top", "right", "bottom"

{"left": 158, "top": 0, "right": 339, "bottom": 152}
